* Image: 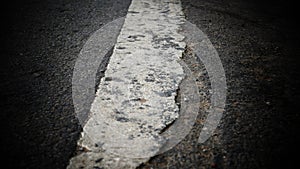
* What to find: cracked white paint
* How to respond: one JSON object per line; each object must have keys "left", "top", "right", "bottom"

{"left": 68, "top": 0, "right": 186, "bottom": 168}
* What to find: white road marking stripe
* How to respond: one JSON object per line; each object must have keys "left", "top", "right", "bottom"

{"left": 68, "top": 0, "right": 186, "bottom": 168}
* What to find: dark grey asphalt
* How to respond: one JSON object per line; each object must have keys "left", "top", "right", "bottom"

{"left": 1, "top": 0, "right": 300, "bottom": 169}
{"left": 182, "top": 0, "right": 300, "bottom": 168}
{"left": 1, "top": 0, "right": 131, "bottom": 168}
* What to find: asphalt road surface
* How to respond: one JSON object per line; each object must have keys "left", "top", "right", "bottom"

{"left": 1, "top": 0, "right": 299, "bottom": 169}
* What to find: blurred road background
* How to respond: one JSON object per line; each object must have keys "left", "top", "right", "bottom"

{"left": 1, "top": 0, "right": 299, "bottom": 168}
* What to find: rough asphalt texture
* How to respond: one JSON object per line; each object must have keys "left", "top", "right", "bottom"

{"left": 1, "top": 0, "right": 131, "bottom": 168}
{"left": 1, "top": 0, "right": 300, "bottom": 169}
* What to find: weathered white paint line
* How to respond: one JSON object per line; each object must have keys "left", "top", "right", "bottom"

{"left": 67, "top": 0, "right": 186, "bottom": 168}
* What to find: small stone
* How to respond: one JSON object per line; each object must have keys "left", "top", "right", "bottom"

{"left": 32, "top": 71, "right": 43, "bottom": 77}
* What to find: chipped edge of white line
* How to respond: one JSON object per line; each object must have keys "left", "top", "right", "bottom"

{"left": 181, "top": 21, "right": 227, "bottom": 143}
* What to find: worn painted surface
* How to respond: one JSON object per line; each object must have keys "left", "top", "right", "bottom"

{"left": 67, "top": 0, "right": 186, "bottom": 168}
